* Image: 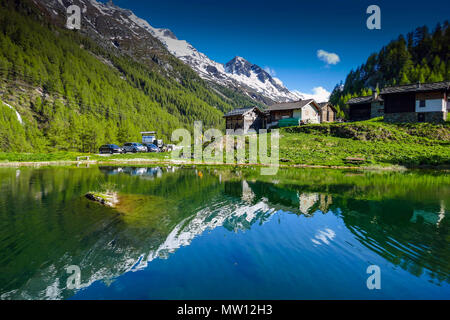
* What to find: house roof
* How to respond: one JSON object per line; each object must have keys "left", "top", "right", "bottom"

{"left": 381, "top": 81, "right": 450, "bottom": 95}
{"left": 318, "top": 102, "right": 337, "bottom": 112}
{"left": 223, "top": 106, "right": 263, "bottom": 117}
{"left": 267, "top": 99, "right": 318, "bottom": 112}
{"left": 347, "top": 94, "right": 383, "bottom": 105}
{"left": 347, "top": 96, "right": 373, "bottom": 105}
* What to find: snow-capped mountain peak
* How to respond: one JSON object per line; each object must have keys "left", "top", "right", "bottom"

{"left": 146, "top": 29, "right": 304, "bottom": 102}
{"left": 38, "top": 0, "right": 303, "bottom": 103}
{"left": 220, "top": 56, "right": 302, "bottom": 102}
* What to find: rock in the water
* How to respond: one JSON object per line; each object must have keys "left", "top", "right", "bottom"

{"left": 85, "top": 192, "right": 119, "bottom": 207}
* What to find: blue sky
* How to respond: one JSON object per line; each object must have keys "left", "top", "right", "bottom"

{"left": 106, "top": 0, "right": 448, "bottom": 98}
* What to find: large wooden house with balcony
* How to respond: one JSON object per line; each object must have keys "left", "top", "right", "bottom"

{"left": 380, "top": 81, "right": 450, "bottom": 123}
{"left": 266, "top": 99, "right": 321, "bottom": 128}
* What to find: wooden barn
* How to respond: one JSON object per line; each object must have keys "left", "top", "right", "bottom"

{"left": 381, "top": 81, "right": 449, "bottom": 123}
{"left": 318, "top": 102, "right": 337, "bottom": 123}
{"left": 223, "top": 106, "right": 266, "bottom": 133}
{"left": 347, "top": 93, "right": 384, "bottom": 121}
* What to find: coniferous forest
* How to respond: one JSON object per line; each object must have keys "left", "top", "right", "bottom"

{"left": 0, "top": 0, "right": 259, "bottom": 153}
{"left": 330, "top": 22, "right": 450, "bottom": 116}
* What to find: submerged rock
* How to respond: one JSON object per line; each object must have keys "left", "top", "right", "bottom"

{"left": 85, "top": 192, "right": 119, "bottom": 207}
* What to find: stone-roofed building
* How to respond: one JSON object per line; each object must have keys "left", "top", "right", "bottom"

{"left": 223, "top": 106, "right": 266, "bottom": 133}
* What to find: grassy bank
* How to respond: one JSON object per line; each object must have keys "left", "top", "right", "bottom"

{"left": 0, "top": 119, "right": 449, "bottom": 169}
{"left": 0, "top": 151, "right": 169, "bottom": 163}
{"left": 279, "top": 118, "right": 450, "bottom": 167}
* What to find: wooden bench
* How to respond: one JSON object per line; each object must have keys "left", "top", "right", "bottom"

{"left": 76, "top": 156, "right": 90, "bottom": 161}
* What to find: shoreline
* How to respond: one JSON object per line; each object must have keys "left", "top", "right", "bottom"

{"left": 0, "top": 159, "right": 449, "bottom": 171}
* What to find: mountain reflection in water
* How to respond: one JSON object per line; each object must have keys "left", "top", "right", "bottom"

{"left": 0, "top": 166, "right": 448, "bottom": 299}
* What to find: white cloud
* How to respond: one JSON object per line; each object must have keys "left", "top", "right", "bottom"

{"left": 292, "top": 86, "right": 331, "bottom": 103}
{"left": 311, "top": 228, "right": 336, "bottom": 246}
{"left": 317, "top": 49, "right": 340, "bottom": 65}
{"left": 264, "top": 66, "right": 276, "bottom": 76}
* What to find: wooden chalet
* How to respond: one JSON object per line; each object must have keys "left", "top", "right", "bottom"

{"left": 223, "top": 106, "right": 266, "bottom": 133}
{"left": 318, "top": 102, "right": 337, "bottom": 123}
{"left": 380, "top": 81, "right": 450, "bottom": 123}
{"left": 347, "top": 92, "right": 384, "bottom": 121}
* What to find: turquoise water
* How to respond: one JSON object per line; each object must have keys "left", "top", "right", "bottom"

{"left": 0, "top": 166, "right": 448, "bottom": 299}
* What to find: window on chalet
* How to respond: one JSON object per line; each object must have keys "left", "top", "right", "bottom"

{"left": 419, "top": 100, "right": 426, "bottom": 108}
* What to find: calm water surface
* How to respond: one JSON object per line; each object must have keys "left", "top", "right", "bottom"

{"left": 0, "top": 166, "right": 448, "bottom": 300}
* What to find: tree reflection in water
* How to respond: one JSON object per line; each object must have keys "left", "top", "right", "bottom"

{"left": 0, "top": 166, "right": 448, "bottom": 299}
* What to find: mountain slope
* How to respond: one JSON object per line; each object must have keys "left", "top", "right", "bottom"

{"left": 330, "top": 22, "right": 450, "bottom": 115}
{"left": 0, "top": 0, "right": 259, "bottom": 153}
{"left": 126, "top": 5, "right": 303, "bottom": 103}
{"left": 32, "top": 0, "right": 263, "bottom": 109}
{"left": 36, "top": 0, "right": 301, "bottom": 104}
{"left": 151, "top": 30, "right": 302, "bottom": 103}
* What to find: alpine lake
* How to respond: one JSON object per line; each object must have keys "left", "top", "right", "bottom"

{"left": 0, "top": 165, "right": 448, "bottom": 300}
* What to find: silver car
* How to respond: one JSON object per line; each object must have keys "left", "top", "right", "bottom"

{"left": 122, "top": 142, "right": 147, "bottom": 153}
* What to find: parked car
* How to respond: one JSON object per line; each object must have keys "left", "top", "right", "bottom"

{"left": 143, "top": 143, "right": 160, "bottom": 153}
{"left": 122, "top": 142, "right": 147, "bottom": 153}
{"left": 99, "top": 144, "right": 124, "bottom": 154}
